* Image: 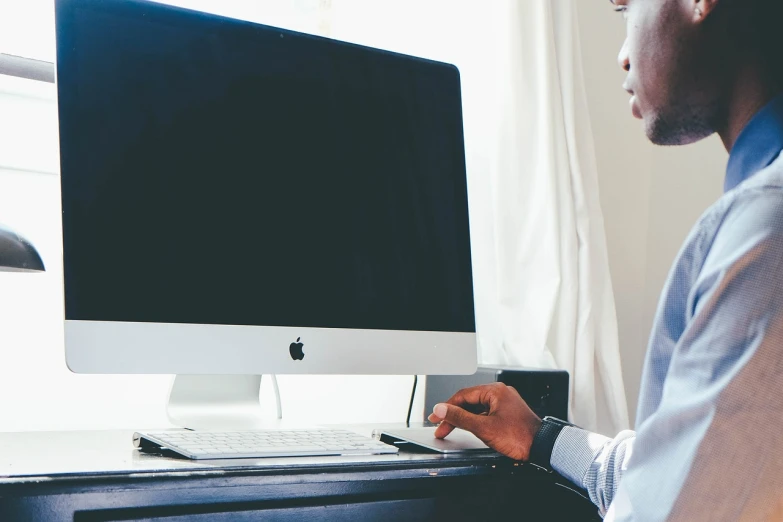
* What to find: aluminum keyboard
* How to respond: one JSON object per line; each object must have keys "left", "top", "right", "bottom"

{"left": 133, "top": 429, "right": 399, "bottom": 460}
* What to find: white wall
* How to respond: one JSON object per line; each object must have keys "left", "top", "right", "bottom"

{"left": 576, "top": 4, "right": 726, "bottom": 425}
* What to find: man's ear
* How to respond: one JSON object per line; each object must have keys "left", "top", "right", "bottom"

{"left": 692, "top": 0, "right": 721, "bottom": 22}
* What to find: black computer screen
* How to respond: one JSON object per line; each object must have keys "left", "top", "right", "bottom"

{"left": 55, "top": 0, "right": 475, "bottom": 333}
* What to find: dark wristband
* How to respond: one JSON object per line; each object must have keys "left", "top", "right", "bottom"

{"left": 527, "top": 416, "right": 573, "bottom": 472}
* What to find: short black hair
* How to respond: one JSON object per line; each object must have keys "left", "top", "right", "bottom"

{"left": 713, "top": 0, "right": 783, "bottom": 85}
{"left": 753, "top": 0, "right": 783, "bottom": 85}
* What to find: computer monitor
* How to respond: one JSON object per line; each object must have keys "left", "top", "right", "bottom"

{"left": 55, "top": 0, "right": 477, "bottom": 427}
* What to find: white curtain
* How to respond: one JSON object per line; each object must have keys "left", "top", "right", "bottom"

{"left": 472, "top": 0, "right": 630, "bottom": 434}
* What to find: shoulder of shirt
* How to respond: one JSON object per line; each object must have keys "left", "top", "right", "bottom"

{"left": 702, "top": 151, "right": 783, "bottom": 231}
{"left": 733, "top": 150, "right": 783, "bottom": 195}
{"left": 677, "top": 151, "right": 783, "bottom": 272}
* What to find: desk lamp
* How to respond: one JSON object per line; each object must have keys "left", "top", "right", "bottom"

{"left": 0, "top": 223, "right": 45, "bottom": 272}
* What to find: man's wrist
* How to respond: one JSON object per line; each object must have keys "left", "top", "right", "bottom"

{"left": 527, "top": 416, "right": 574, "bottom": 471}
{"left": 524, "top": 416, "right": 543, "bottom": 461}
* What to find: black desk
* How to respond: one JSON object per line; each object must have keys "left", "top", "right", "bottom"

{"left": 0, "top": 428, "right": 600, "bottom": 521}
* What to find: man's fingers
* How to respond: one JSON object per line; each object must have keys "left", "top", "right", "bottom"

{"left": 430, "top": 406, "right": 465, "bottom": 439}
{"left": 434, "top": 420, "right": 456, "bottom": 439}
{"left": 443, "top": 383, "right": 503, "bottom": 411}
{"left": 432, "top": 403, "right": 484, "bottom": 437}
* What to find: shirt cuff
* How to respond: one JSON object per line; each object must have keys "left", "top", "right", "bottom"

{"left": 550, "top": 426, "right": 611, "bottom": 488}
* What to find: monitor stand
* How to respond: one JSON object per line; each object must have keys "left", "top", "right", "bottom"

{"left": 166, "top": 375, "right": 282, "bottom": 431}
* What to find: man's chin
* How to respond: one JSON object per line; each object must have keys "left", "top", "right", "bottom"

{"left": 644, "top": 115, "right": 714, "bottom": 147}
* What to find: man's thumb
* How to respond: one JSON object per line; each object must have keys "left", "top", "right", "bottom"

{"left": 434, "top": 403, "right": 481, "bottom": 434}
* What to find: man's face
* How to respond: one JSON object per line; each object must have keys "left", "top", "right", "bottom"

{"left": 613, "top": 0, "right": 723, "bottom": 145}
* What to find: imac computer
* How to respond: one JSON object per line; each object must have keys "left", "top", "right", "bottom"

{"left": 55, "top": 0, "right": 476, "bottom": 433}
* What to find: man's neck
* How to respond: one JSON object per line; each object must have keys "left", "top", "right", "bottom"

{"left": 718, "top": 64, "right": 781, "bottom": 153}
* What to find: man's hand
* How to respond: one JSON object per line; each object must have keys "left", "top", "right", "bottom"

{"left": 427, "top": 382, "right": 543, "bottom": 462}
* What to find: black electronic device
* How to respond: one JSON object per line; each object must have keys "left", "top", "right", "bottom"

{"left": 424, "top": 366, "right": 570, "bottom": 421}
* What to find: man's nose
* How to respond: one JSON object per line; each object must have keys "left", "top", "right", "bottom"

{"left": 618, "top": 39, "right": 631, "bottom": 72}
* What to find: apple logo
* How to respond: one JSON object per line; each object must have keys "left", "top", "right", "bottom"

{"left": 289, "top": 337, "right": 305, "bottom": 361}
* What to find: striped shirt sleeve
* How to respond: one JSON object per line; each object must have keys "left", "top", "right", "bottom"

{"left": 551, "top": 426, "right": 637, "bottom": 517}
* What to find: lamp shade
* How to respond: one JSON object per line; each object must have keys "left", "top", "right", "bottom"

{"left": 0, "top": 223, "right": 45, "bottom": 272}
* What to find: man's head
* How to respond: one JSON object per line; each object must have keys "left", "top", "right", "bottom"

{"left": 612, "top": 0, "right": 783, "bottom": 146}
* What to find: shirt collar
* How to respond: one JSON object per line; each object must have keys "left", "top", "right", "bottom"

{"left": 725, "top": 93, "right": 783, "bottom": 193}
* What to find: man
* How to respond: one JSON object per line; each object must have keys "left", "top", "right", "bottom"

{"left": 428, "top": 0, "right": 783, "bottom": 519}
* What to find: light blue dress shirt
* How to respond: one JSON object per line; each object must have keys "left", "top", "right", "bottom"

{"left": 551, "top": 93, "right": 783, "bottom": 521}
